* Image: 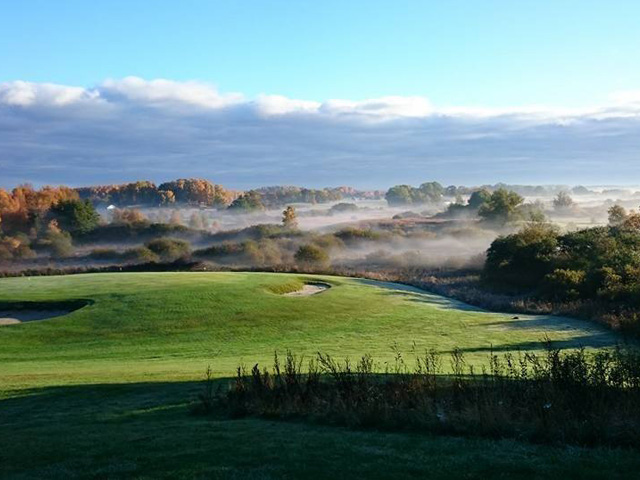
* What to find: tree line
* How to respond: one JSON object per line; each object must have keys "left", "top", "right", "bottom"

{"left": 483, "top": 206, "right": 640, "bottom": 335}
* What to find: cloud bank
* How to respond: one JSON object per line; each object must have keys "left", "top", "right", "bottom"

{"left": 1, "top": 77, "right": 640, "bottom": 189}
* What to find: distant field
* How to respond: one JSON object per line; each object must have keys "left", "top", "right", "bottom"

{"left": 0, "top": 272, "right": 636, "bottom": 479}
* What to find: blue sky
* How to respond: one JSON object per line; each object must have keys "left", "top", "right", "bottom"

{"left": 2, "top": 0, "right": 639, "bottom": 107}
{"left": 1, "top": 0, "right": 640, "bottom": 188}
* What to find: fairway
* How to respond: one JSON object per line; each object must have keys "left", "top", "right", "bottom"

{"left": 0, "top": 272, "right": 622, "bottom": 390}
{"left": 0, "top": 272, "right": 635, "bottom": 479}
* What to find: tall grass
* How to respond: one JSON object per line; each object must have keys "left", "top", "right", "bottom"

{"left": 199, "top": 343, "right": 640, "bottom": 448}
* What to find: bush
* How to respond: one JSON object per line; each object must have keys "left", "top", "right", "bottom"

{"left": 334, "top": 228, "right": 381, "bottom": 243}
{"left": 483, "top": 223, "right": 559, "bottom": 290}
{"left": 329, "top": 203, "right": 358, "bottom": 215}
{"left": 123, "top": 246, "right": 160, "bottom": 263}
{"left": 543, "top": 268, "right": 586, "bottom": 300}
{"left": 294, "top": 244, "right": 329, "bottom": 267}
{"left": 145, "top": 238, "right": 191, "bottom": 261}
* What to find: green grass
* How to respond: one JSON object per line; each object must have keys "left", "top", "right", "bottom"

{"left": 0, "top": 272, "right": 635, "bottom": 478}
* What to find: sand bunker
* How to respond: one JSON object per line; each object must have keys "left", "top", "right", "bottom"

{"left": 284, "top": 282, "right": 331, "bottom": 297}
{"left": 0, "top": 300, "right": 89, "bottom": 326}
{"left": 0, "top": 310, "right": 73, "bottom": 326}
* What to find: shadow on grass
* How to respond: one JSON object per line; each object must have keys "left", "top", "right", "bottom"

{"left": 5, "top": 379, "right": 640, "bottom": 480}
{"left": 445, "top": 334, "right": 629, "bottom": 353}
{"left": 354, "top": 278, "right": 485, "bottom": 312}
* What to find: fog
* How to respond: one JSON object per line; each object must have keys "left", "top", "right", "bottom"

{"left": 12, "top": 184, "right": 640, "bottom": 275}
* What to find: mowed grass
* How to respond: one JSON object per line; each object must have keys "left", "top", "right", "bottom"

{"left": 0, "top": 272, "right": 636, "bottom": 479}
{"left": 0, "top": 272, "right": 622, "bottom": 390}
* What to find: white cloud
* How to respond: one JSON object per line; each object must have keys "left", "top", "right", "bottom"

{"left": 100, "top": 76, "right": 244, "bottom": 109}
{"left": 2, "top": 77, "right": 640, "bottom": 188}
{"left": 255, "top": 94, "right": 320, "bottom": 116}
{"left": 0, "top": 80, "right": 100, "bottom": 107}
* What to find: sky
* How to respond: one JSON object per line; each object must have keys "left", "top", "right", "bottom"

{"left": 1, "top": 0, "right": 640, "bottom": 189}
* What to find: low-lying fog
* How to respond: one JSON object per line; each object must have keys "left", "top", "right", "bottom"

{"left": 84, "top": 186, "right": 640, "bottom": 272}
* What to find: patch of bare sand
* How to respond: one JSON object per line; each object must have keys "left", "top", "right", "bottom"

{"left": 284, "top": 283, "right": 331, "bottom": 297}
{"left": 0, "top": 310, "right": 71, "bottom": 326}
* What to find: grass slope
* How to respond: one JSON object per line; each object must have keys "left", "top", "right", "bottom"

{"left": 0, "top": 272, "right": 634, "bottom": 478}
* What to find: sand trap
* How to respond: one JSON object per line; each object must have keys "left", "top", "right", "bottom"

{"left": 284, "top": 282, "right": 331, "bottom": 297}
{"left": 0, "top": 310, "right": 72, "bottom": 326}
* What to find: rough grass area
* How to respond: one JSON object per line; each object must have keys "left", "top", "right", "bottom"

{"left": 0, "top": 272, "right": 636, "bottom": 478}
{"left": 215, "top": 347, "right": 640, "bottom": 448}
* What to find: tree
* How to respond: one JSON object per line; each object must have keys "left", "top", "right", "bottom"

{"left": 608, "top": 205, "right": 628, "bottom": 226}
{"left": 50, "top": 199, "right": 100, "bottom": 235}
{"left": 483, "top": 222, "right": 559, "bottom": 289}
{"left": 385, "top": 185, "right": 414, "bottom": 206}
{"left": 40, "top": 220, "right": 73, "bottom": 258}
{"left": 417, "top": 182, "right": 444, "bottom": 203}
{"left": 158, "top": 178, "right": 231, "bottom": 207}
{"left": 478, "top": 189, "right": 524, "bottom": 225}
{"left": 553, "top": 192, "right": 575, "bottom": 212}
{"left": 111, "top": 208, "right": 147, "bottom": 225}
{"left": 543, "top": 269, "right": 586, "bottom": 300}
{"left": 282, "top": 206, "right": 298, "bottom": 228}
{"left": 228, "top": 191, "right": 265, "bottom": 212}
{"left": 467, "top": 189, "right": 492, "bottom": 210}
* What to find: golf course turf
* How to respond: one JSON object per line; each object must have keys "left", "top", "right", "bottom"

{"left": 1, "top": 272, "right": 638, "bottom": 478}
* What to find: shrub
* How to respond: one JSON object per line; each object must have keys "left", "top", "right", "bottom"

{"left": 334, "top": 228, "right": 381, "bottom": 243}
{"left": 329, "top": 203, "right": 358, "bottom": 215}
{"left": 294, "top": 244, "right": 329, "bottom": 267}
{"left": 208, "top": 346, "right": 640, "bottom": 449}
{"left": 483, "top": 223, "right": 559, "bottom": 290}
{"left": 123, "top": 246, "right": 160, "bottom": 263}
{"left": 145, "top": 238, "right": 191, "bottom": 261}
{"left": 543, "top": 268, "right": 586, "bottom": 300}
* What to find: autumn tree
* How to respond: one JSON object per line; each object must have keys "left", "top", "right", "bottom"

{"left": 111, "top": 208, "right": 147, "bottom": 225}
{"left": 282, "top": 206, "right": 298, "bottom": 229}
